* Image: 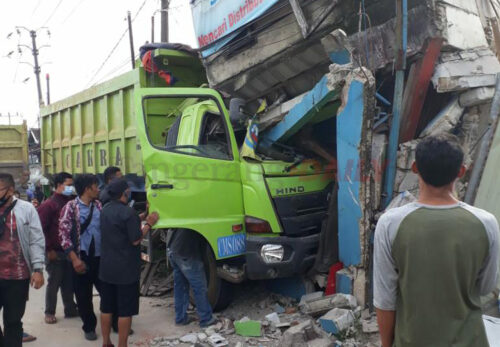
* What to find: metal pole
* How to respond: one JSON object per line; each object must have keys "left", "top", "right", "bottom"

{"left": 151, "top": 16, "right": 155, "bottom": 43}
{"left": 382, "top": 0, "right": 407, "bottom": 208}
{"left": 127, "top": 11, "right": 135, "bottom": 69}
{"left": 161, "top": 0, "right": 169, "bottom": 43}
{"left": 46, "top": 73, "right": 50, "bottom": 105}
{"left": 464, "top": 73, "right": 500, "bottom": 204}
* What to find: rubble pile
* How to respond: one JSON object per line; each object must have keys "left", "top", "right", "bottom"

{"left": 148, "top": 289, "right": 380, "bottom": 347}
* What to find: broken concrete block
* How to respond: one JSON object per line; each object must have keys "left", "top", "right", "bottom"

{"left": 319, "top": 308, "right": 356, "bottom": 334}
{"left": 300, "top": 293, "right": 357, "bottom": 317}
{"left": 396, "top": 140, "right": 418, "bottom": 169}
{"left": 197, "top": 333, "right": 207, "bottom": 342}
{"left": 280, "top": 320, "right": 316, "bottom": 347}
{"left": 300, "top": 291, "right": 324, "bottom": 304}
{"left": 432, "top": 49, "right": 500, "bottom": 92}
{"left": 265, "top": 312, "right": 280, "bottom": 324}
{"left": 308, "top": 338, "right": 336, "bottom": 347}
{"left": 459, "top": 87, "right": 495, "bottom": 107}
{"left": 207, "top": 333, "right": 228, "bottom": 347}
{"left": 274, "top": 303, "right": 286, "bottom": 314}
{"left": 180, "top": 333, "right": 198, "bottom": 344}
{"left": 234, "top": 319, "right": 261, "bottom": 337}
{"left": 336, "top": 269, "right": 354, "bottom": 295}
{"left": 362, "top": 318, "right": 379, "bottom": 333}
{"left": 420, "top": 98, "right": 464, "bottom": 138}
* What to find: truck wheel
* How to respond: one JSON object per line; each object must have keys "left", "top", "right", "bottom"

{"left": 190, "top": 243, "right": 233, "bottom": 312}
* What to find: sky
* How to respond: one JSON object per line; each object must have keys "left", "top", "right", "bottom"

{"left": 0, "top": 0, "right": 197, "bottom": 127}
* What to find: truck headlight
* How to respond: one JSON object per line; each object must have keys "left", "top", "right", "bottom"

{"left": 261, "top": 244, "right": 284, "bottom": 263}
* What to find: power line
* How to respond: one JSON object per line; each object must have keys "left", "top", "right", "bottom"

{"left": 59, "top": 0, "right": 86, "bottom": 26}
{"left": 86, "top": 0, "right": 149, "bottom": 87}
{"left": 31, "top": 0, "right": 42, "bottom": 18}
{"left": 42, "top": 0, "right": 64, "bottom": 27}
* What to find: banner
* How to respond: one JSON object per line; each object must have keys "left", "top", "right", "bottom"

{"left": 191, "top": 0, "right": 280, "bottom": 57}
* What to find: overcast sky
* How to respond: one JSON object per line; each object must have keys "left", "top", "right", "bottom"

{"left": 0, "top": 0, "right": 197, "bottom": 127}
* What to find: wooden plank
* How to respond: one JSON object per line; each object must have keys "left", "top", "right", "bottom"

{"left": 399, "top": 38, "right": 443, "bottom": 143}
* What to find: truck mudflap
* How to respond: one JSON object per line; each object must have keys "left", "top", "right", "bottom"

{"left": 245, "top": 233, "right": 320, "bottom": 280}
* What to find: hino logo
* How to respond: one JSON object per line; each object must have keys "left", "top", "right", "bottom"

{"left": 275, "top": 186, "right": 305, "bottom": 196}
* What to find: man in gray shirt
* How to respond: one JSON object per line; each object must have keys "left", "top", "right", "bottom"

{"left": 374, "top": 133, "right": 499, "bottom": 347}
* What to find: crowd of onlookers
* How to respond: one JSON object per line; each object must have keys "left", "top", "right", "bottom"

{"left": 0, "top": 167, "right": 159, "bottom": 347}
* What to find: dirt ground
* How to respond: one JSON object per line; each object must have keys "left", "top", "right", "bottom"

{"left": 20, "top": 279, "right": 193, "bottom": 347}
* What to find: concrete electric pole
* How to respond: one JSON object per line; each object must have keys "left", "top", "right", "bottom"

{"left": 161, "top": 0, "right": 169, "bottom": 43}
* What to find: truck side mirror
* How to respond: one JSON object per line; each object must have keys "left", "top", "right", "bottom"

{"left": 229, "top": 98, "right": 248, "bottom": 131}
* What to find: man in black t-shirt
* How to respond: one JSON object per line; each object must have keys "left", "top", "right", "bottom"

{"left": 99, "top": 179, "right": 158, "bottom": 347}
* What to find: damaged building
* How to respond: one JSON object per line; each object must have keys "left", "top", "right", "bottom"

{"left": 193, "top": 0, "right": 500, "bottom": 312}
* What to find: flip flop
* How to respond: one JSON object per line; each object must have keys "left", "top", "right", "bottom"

{"left": 22, "top": 332, "right": 37, "bottom": 342}
{"left": 45, "top": 315, "right": 57, "bottom": 324}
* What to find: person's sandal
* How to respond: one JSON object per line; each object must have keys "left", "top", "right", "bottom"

{"left": 44, "top": 315, "right": 57, "bottom": 324}
{"left": 22, "top": 332, "right": 37, "bottom": 343}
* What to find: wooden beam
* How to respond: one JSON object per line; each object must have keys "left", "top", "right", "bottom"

{"left": 289, "top": 0, "right": 309, "bottom": 38}
{"left": 399, "top": 37, "right": 443, "bottom": 143}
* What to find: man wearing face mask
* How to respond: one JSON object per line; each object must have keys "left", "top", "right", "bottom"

{"left": 37, "top": 172, "right": 79, "bottom": 325}
{"left": 0, "top": 173, "right": 45, "bottom": 347}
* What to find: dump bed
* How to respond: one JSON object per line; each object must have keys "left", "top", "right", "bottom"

{"left": 40, "top": 47, "right": 206, "bottom": 184}
{"left": 0, "top": 122, "right": 29, "bottom": 188}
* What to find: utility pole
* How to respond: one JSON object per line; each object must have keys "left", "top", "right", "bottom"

{"left": 12, "top": 26, "right": 50, "bottom": 128}
{"left": 46, "top": 73, "right": 50, "bottom": 105}
{"left": 161, "top": 0, "right": 169, "bottom": 43}
{"left": 151, "top": 16, "right": 155, "bottom": 43}
{"left": 127, "top": 11, "right": 135, "bottom": 69}
{"left": 30, "top": 30, "right": 44, "bottom": 108}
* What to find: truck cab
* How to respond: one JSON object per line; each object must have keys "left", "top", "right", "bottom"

{"left": 137, "top": 46, "right": 335, "bottom": 309}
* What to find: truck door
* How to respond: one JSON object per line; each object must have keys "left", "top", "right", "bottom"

{"left": 135, "top": 88, "right": 245, "bottom": 260}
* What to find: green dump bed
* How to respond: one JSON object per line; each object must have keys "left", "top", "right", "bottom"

{"left": 40, "top": 48, "right": 206, "bottom": 179}
{"left": 0, "top": 122, "right": 29, "bottom": 188}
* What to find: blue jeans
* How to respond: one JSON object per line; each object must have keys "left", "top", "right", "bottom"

{"left": 168, "top": 252, "right": 213, "bottom": 326}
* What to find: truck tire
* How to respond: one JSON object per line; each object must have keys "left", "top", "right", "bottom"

{"left": 203, "top": 244, "right": 233, "bottom": 311}
{"left": 190, "top": 243, "right": 233, "bottom": 312}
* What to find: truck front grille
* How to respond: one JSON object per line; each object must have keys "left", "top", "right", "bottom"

{"left": 272, "top": 183, "right": 333, "bottom": 237}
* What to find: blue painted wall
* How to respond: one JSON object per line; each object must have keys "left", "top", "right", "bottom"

{"left": 337, "top": 80, "right": 365, "bottom": 266}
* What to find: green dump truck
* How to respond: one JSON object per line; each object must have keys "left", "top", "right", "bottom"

{"left": 40, "top": 46, "right": 334, "bottom": 309}
{"left": 0, "top": 121, "right": 29, "bottom": 194}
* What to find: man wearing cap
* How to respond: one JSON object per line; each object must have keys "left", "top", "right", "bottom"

{"left": 99, "top": 179, "right": 159, "bottom": 347}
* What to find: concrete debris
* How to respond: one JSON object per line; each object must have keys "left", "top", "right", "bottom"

{"left": 265, "top": 312, "right": 280, "bottom": 324}
{"left": 386, "top": 191, "right": 417, "bottom": 211}
{"left": 459, "top": 87, "right": 495, "bottom": 107}
{"left": 362, "top": 318, "right": 379, "bottom": 334}
{"left": 280, "top": 319, "right": 320, "bottom": 347}
{"left": 308, "top": 337, "right": 337, "bottom": 347}
{"left": 300, "top": 294, "right": 358, "bottom": 317}
{"left": 274, "top": 303, "right": 286, "bottom": 314}
{"left": 419, "top": 98, "right": 464, "bottom": 138}
{"left": 431, "top": 48, "right": 500, "bottom": 93}
{"left": 300, "top": 292, "right": 324, "bottom": 304}
{"left": 207, "top": 333, "right": 228, "bottom": 347}
{"left": 319, "top": 308, "right": 356, "bottom": 335}
{"left": 180, "top": 333, "right": 198, "bottom": 344}
{"left": 336, "top": 269, "right": 354, "bottom": 295}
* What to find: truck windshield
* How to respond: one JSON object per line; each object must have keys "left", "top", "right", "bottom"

{"left": 142, "top": 96, "right": 232, "bottom": 160}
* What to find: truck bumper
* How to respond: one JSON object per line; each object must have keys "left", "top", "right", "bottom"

{"left": 245, "top": 233, "right": 320, "bottom": 280}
